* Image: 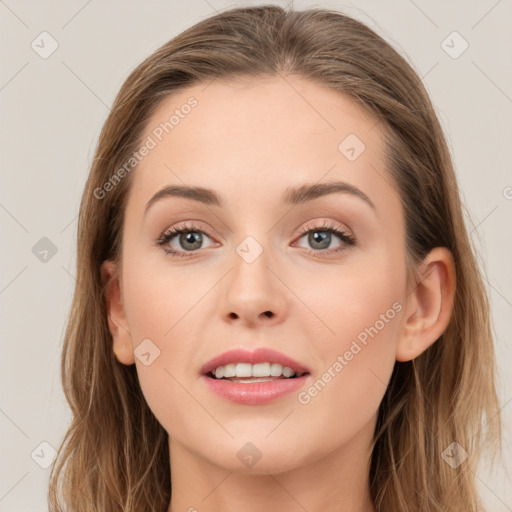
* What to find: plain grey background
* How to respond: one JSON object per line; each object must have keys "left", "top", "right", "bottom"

{"left": 1, "top": 0, "right": 511, "bottom": 510}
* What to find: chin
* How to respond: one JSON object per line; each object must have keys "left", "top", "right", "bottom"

{"left": 197, "top": 434, "right": 315, "bottom": 475}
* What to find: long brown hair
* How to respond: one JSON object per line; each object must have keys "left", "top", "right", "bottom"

{"left": 48, "top": 5, "right": 502, "bottom": 511}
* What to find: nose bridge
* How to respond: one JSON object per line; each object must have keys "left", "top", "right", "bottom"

{"left": 221, "top": 232, "right": 287, "bottom": 325}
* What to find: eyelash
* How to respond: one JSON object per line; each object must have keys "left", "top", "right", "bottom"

{"left": 155, "top": 220, "right": 356, "bottom": 259}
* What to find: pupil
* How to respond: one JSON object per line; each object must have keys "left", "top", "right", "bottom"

{"left": 181, "top": 232, "right": 202, "bottom": 250}
{"left": 309, "top": 231, "right": 330, "bottom": 249}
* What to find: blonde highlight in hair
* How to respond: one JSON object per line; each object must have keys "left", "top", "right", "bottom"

{"left": 48, "top": 5, "right": 502, "bottom": 511}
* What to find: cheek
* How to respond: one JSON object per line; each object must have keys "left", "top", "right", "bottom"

{"left": 310, "top": 240, "right": 405, "bottom": 352}
{"left": 321, "top": 269, "right": 403, "bottom": 359}
{"left": 122, "top": 252, "right": 209, "bottom": 342}
{"left": 120, "top": 256, "right": 216, "bottom": 432}
{"left": 295, "top": 249, "right": 405, "bottom": 437}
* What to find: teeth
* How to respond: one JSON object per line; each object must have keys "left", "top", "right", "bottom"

{"left": 223, "top": 363, "right": 236, "bottom": 378}
{"left": 235, "top": 362, "right": 252, "bottom": 377}
{"left": 282, "top": 366, "right": 294, "bottom": 378}
{"left": 270, "top": 363, "right": 282, "bottom": 377}
{"left": 212, "top": 362, "right": 302, "bottom": 379}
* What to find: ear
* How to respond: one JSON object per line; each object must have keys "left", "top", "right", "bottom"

{"left": 100, "top": 260, "right": 135, "bottom": 365}
{"left": 396, "top": 247, "right": 456, "bottom": 362}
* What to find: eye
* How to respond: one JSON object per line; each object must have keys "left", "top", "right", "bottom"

{"left": 293, "top": 220, "right": 356, "bottom": 257}
{"left": 155, "top": 220, "right": 356, "bottom": 259}
{"left": 155, "top": 222, "right": 215, "bottom": 258}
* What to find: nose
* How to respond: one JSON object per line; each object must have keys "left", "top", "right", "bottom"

{"left": 220, "top": 245, "right": 288, "bottom": 328}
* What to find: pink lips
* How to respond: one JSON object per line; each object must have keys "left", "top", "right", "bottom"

{"left": 199, "top": 347, "right": 310, "bottom": 376}
{"left": 199, "top": 347, "right": 311, "bottom": 405}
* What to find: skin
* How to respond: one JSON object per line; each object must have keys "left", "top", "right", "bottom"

{"left": 101, "top": 75, "right": 456, "bottom": 512}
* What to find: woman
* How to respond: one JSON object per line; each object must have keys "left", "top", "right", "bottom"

{"left": 48, "top": 5, "right": 502, "bottom": 511}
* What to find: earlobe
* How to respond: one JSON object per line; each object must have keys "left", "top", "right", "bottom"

{"left": 100, "top": 260, "right": 135, "bottom": 365}
{"left": 396, "top": 247, "right": 456, "bottom": 362}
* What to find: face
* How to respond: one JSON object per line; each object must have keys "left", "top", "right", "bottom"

{"left": 109, "top": 75, "right": 409, "bottom": 474}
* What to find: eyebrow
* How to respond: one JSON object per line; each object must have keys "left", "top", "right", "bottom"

{"left": 144, "top": 180, "right": 376, "bottom": 215}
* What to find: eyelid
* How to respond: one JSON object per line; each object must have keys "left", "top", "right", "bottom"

{"left": 159, "top": 219, "right": 216, "bottom": 239}
{"left": 295, "top": 218, "right": 353, "bottom": 237}
{"left": 157, "top": 221, "right": 217, "bottom": 245}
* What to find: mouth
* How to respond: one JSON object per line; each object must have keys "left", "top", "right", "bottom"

{"left": 206, "top": 362, "right": 308, "bottom": 382}
{"left": 200, "top": 348, "right": 311, "bottom": 404}
{"left": 200, "top": 347, "right": 310, "bottom": 379}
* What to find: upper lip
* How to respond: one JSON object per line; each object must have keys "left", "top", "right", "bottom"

{"left": 200, "top": 347, "right": 310, "bottom": 376}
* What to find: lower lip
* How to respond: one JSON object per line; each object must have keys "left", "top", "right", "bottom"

{"left": 201, "top": 374, "right": 310, "bottom": 405}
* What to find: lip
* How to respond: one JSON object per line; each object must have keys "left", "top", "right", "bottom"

{"left": 199, "top": 347, "right": 311, "bottom": 405}
{"left": 200, "top": 373, "right": 311, "bottom": 405}
{"left": 199, "top": 347, "right": 310, "bottom": 376}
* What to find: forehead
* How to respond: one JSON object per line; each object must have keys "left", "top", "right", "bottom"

{"left": 125, "top": 75, "right": 398, "bottom": 220}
